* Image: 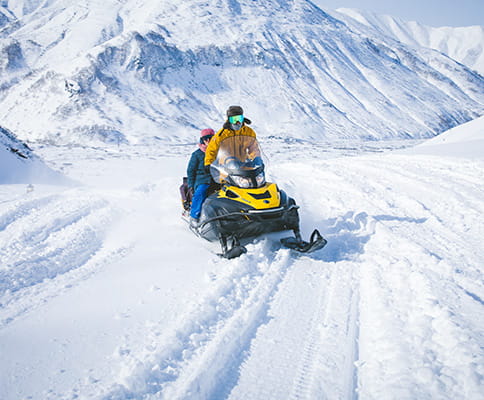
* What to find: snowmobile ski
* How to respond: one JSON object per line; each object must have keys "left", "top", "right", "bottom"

{"left": 218, "top": 235, "right": 247, "bottom": 259}
{"left": 280, "top": 229, "right": 327, "bottom": 253}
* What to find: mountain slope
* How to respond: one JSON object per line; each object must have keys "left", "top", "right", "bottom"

{"left": 0, "top": 125, "right": 67, "bottom": 184}
{"left": 332, "top": 8, "right": 484, "bottom": 76}
{"left": 0, "top": 0, "right": 483, "bottom": 145}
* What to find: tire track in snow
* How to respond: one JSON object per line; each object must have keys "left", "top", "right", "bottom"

{"left": 315, "top": 155, "right": 483, "bottom": 276}
{"left": 284, "top": 261, "right": 360, "bottom": 400}
{"left": 305, "top": 155, "right": 484, "bottom": 399}
{"left": 0, "top": 194, "right": 60, "bottom": 232}
{"left": 334, "top": 156, "right": 483, "bottom": 292}
{"left": 0, "top": 193, "right": 115, "bottom": 295}
{"left": 0, "top": 196, "right": 106, "bottom": 253}
{"left": 96, "top": 209, "right": 373, "bottom": 400}
{"left": 227, "top": 235, "right": 366, "bottom": 400}
{"left": 274, "top": 154, "right": 483, "bottom": 399}
{"left": 357, "top": 218, "right": 484, "bottom": 399}
{"left": 0, "top": 190, "right": 121, "bottom": 327}
{"left": 0, "top": 244, "right": 132, "bottom": 329}
{"left": 345, "top": 156, "right": 483, "bottom": 301}
{"left": 97, "top": 241, "right": 296, "bottom": 400}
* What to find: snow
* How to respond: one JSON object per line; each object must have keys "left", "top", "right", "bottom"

{"left": 1, "top": 1, "right": 483, "bottom": 398}
{"left": 0, "top": 126, "right": 69, "bottom": 184}
{"left": 406, "top": 115, "right": 484, "bottom": 158}
{"left": 332, "top": 7, "right": 484, "bottom": 76}
{"left": 1, "top": 0, "right": 483, "bottom": 146}
{"left": 1, "top": 118, "right": 483, "bottom": 399}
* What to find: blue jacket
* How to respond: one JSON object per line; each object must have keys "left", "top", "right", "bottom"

{"left": 187, "top": 149, "right": 211, "bottom": 189}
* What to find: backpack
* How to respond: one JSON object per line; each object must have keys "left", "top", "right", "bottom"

{"left": 180, "top": 177, "right": 192, "bottom": 211}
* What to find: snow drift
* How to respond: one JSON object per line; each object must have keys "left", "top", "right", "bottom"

{"left": 408, "top": 115, "right": 484, "bottom": 158}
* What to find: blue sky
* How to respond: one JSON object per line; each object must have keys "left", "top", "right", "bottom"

{"left": 312, "top": 0, "right": 484, "bottom": 27}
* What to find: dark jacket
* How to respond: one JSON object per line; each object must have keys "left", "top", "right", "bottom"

{"left": 187, "top": 149, "right": 212, "bottom": 189}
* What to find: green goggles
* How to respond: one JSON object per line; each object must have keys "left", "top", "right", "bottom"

{"left": 228, "top": 115, "right": 244, "bottom": 124}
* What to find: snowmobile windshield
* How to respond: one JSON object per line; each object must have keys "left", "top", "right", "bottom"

{"left": 210, "top": 135, "right": 265, "bottom": 188}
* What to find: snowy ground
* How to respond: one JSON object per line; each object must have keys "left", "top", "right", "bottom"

{"left": 0, "top": 121, "right": 483, "bottom": 400}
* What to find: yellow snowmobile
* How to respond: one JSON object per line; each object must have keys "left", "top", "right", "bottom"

{"left": 191, "top": 135, "right": 327, "bottom": 259}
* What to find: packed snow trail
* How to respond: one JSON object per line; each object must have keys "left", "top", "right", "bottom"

{"left": 0, "top": 140, "right": 483, "bottom": 400}
{"left": 98, "top": 151, "right": 483, "bottom": 400}
{"left": 226, "top": 256, "right": 361, "bottom": 400}
{"left": 274, "top": 153, "right": 483, "bottom": 399}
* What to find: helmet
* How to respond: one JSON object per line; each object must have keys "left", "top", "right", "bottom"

{"left": 226, "top": 105, "right": 244, "bottom": 131}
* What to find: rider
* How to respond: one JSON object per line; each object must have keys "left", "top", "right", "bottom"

{"left": 204, "top": 105, "right": 257, "bottom": 169}
{"left": 187, "top": 128, "right": 215, "bottom": 227}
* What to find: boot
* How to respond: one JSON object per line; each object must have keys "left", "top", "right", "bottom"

{"left": 190, "top": 217, "right": 199, "bottom": 228}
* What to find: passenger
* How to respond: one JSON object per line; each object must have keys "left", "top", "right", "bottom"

{"left": 187, "top": 128, "right": 215, "bottom": 227}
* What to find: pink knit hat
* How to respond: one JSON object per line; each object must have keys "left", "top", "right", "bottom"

{"left": 200, "top": 128, "right": 215, "bottom": 138}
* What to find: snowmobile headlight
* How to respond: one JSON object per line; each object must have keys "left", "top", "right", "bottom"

{"left": 255, "top": 172, "right": 265, "bottom": 187}
{"left": 232, "top": 175, "right": 251, "bottom": 188}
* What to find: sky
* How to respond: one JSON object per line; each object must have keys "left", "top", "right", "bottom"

{"left": 312, "top": 0, "right": 484, "bottom": 27}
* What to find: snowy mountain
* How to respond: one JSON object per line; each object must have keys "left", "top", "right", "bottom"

{"left": 0, "top": 0, "right": 483, "bottom": 145}
{"left": 0, "top": 7, "right": 12, "bottom": 29}
{"left": 332, "top": 7, "right": 484, "bottom": 76}
{"left": 0, "top": 113, "right": 483, "bottom": 400}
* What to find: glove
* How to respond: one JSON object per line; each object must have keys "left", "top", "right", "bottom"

{"left": 253, "top": 156, "right": 262, "bottom": 165}
{"left": 204, "top": 165, "right": 211, "bottom": 174}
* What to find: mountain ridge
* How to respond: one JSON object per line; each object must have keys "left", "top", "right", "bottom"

{"left": 0, "top": 0, "right": 482, "bottom": 145}
{"left": 332, "top": 7, "right": 484, "bottom": 76}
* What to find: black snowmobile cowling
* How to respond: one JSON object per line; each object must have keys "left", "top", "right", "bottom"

{"left": 192, "top": 135, "right": 327, "bottom": 259}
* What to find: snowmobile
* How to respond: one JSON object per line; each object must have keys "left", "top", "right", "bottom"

{"left": 185, "top": 135, "right": 327, "bottom": 259}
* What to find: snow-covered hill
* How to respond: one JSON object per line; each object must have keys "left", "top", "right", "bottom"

{"left": 409, "top": 115, "right": 484, "bottom": 158}
{"left": 0, "top": 0, "right": 483, "bottom": 145}
{"left": 333, "top": 7, "right": 484, "bottom": 76}
{"left": 0, "top": 118, "right": 482, "bottom": 400}
{"left": 0, "top": 125, "right": 67, "bottom": 184}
